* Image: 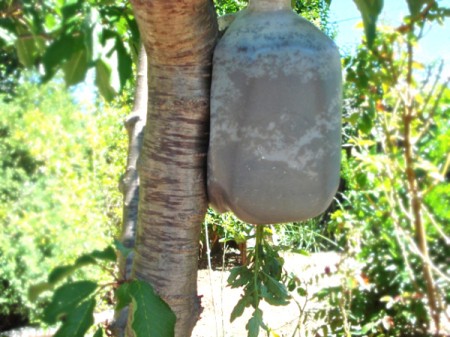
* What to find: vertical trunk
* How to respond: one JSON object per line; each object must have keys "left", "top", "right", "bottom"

{"left": 128, "top": 1, "right": 218, "bottom": 336}
{"left": 112, "top": 43, "right": 148, "bottom": 337}
{"left": 121, "top": 43, "right": 148, "bottom": 281}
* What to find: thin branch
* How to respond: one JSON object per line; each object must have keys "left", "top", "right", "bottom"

{"left": 422, "top": 205, "right": 450, "bottom": 245}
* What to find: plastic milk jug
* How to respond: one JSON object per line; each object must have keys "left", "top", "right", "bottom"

{"left": 208, "top": 0, "right": 342, "bottom": 224}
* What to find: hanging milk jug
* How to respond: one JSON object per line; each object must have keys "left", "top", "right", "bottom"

{"left": 207, "top": 0, "right": 342, "bottom": 224}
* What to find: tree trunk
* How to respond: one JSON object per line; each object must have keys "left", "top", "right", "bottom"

{"left": 112, "top": 43, "right": 148, "bottom": 337}
{"left": 128, "top": 1, "right": 218, "bottom": 336}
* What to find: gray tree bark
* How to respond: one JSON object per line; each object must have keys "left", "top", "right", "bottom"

{"left": 112, "top": 43, "right": 148, "bottom": 337}
{"left": 127, "top": 1, "right": 218, "bottom": 336}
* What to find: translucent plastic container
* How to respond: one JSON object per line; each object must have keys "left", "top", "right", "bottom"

{"left": 208, "top": 0, "right": 342, "bottom": 224}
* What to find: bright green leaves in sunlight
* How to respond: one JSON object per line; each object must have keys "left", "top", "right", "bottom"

{"left": 14, "top": 36, "right": 45, "bottom": 67}
{"left": 353, "top": 0, "right": 383, "bottom": 47}
{"left": 63, "top": 48, "right": 89, "bottom": 85}
{"left": 0, "top": 0, "right": 138, "bottom": 101}
{"left": 96, "top": 59, "right": 117, "bottom": 101}
{"left": 0, "top": 80, "right": 126, "bottom": 325}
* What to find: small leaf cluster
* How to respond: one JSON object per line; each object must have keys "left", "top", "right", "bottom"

{"left": 228, "top": 226, "right": 291, "bottom": 337}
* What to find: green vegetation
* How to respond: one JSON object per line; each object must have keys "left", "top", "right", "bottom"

{"left": 318, "top": 22, "right": 450, "bottom": 335}
{"left": 0, "top": 78, "right": 126, "bottom": 330}
{"left": 0, "top": 0, "right": 449, "bottom": 336}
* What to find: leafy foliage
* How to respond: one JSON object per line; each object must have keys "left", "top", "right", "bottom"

{"left": 319, "top": 10, "right": 450, "bottom": 336}
{"left": 228, "top": 226, "right": 292, "bottom": 337}
{"left": 31, "top": 243, "right": 175, "bottom": 337}
{"left": 0, "top": 78, "right": 126, "bottom": 329}
{"left": 0, "top": 0, "right": 139, "bottom": 100}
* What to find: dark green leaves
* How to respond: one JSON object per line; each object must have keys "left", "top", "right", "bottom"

{"left": 246, "top": 309, "right": 263, "bottom": 337}
{"left": 228, "top": 230, "right": 291, "bottom": 337}
{"left": 115, "top": 282, "right": 132, "bottom": 311}
{"left": 43, "top": 281, "right": 97, "bottom": 324}
{"left": 406, "top": 0, "right": 428, "bottom": 17}
{"left": 115, "top": 37, "right": 133, "bottom": 89}
{"left": 230, "top": 295, "right": 252, "bottom": 322}
{"left": 228, "top": 266, "right": 253, "bottom": 288}
{"left": 113, "top": 280, "right": 176, "bottom": 337}
{"left": 353, "top": 0, "right": 384, "bottom": 47}
{"left": 32, "top": 242, "right": 174, "bottom": 337}
{"left": 128, "top": 280, "right": 176, "bottom": 337}
{"left": 53, "top": 298, "right": 96, "bottom": 337}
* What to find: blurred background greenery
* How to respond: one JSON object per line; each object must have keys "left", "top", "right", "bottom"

{"left": 0, "top": 0, "right": 449, "bottom": 336}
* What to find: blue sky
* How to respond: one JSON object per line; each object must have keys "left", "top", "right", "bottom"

{"left": 329, "top": 0, "right": 450, "bottom": 77}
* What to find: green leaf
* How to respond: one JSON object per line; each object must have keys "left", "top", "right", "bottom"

{"left": 227, "top": 266, "right": 252, "bottom": 288}
{"left": 48, "top": 265, "right": 76, "bottom": 284}
{"left": 15, "top": 36, "right": 37, "bottom": 67}
{"left": 93, "top": 327, "right": 104, "bottom": 337}
{"left": 43, "top": 281, "right": 98, "bottom": 324}
{"left": 246, "top": 308, "right": 263, "bottom": 337}
{"left": 230, "top": 295, "right": 251, "bottom": 322}
{"left": 46, "top": 246, "right": 116, "bottom": 287}
{"left": 406, "top": 0, "right": 427, "bottom": 17}
{"left": 63, "top": 49, "right": 88, "bottom": 86}
{"left": 54, "top": 299, "right": 96, "bottom": 337}
{"left": 353, "top": 0, "right": 384, "bottom": 48}
{"left": 115, "top": 37, "right": 133, "bottom": 89}
{"left": 264, "top": 274, "right": 289, "bottom": 301}
{"left": 115, "top": 282, "right": 132, "bottom": 311}
{"left": 95, "top": 59, "right": 116, "bottom": 101}
{"left": 87, "top": 245, "right": 117, "bottom": 262}
{"left": 28, "top": 282, "right": 54, "bottom": 302}
{"left": 297, "top": 287, "right": 307, "bottom": 296}
{"left": 128, "top": 280, "right": 176, "bottom": 337}
{"left": 42, "top": 35, "right": 83, "bottom": 81}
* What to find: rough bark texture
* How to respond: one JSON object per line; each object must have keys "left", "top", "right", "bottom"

{"left": 128, "top": 1, "right": 218, "bottom": 336}
{"left": 112, "top": 43, "right": 148, "bottom": 337}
